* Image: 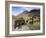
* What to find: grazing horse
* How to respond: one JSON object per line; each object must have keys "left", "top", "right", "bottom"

{"left": 14, "top": 19, "right": 25, "bottom": 29}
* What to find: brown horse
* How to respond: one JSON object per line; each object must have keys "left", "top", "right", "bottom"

{"left": 14, "top": 19, "right": 25, "bottom": 29}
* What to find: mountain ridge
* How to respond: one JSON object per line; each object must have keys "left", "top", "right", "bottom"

{"left": 17, "top": 9, "right": 40, "bottom": 16}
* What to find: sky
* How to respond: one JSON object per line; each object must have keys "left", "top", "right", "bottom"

{"left": 12, "top": 6, "right": 39, "bottom": 16}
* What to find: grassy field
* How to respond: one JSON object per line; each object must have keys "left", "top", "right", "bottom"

{"left": 12, "top": 19, "right": 40, "bottom": 31}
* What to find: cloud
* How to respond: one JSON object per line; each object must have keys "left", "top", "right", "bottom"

{"left": 12, "top": 9, "right": 24, "bottom": 16}
{"left": 23, "top": 7, "right": 32, "bottom": 11}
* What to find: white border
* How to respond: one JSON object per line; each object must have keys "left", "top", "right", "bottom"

{"left": 9, "top": 4, "right": 43, "bottom": 34}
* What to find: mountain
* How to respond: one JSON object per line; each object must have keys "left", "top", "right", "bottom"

{"left": 18, "top": 9, "right": 40, "bottom": 17}
{"left": 12, "top": 9, "right": 40, "bottom": 20}
{"left": 29, "top": 9, "right": 40, "bottom": 16}
{"left": 18, "top": 10, "right": 33, "bottom": 17}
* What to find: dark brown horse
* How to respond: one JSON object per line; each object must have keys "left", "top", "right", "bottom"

{"left": 14, "top": 19, "right": 25, "bottom": 29}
